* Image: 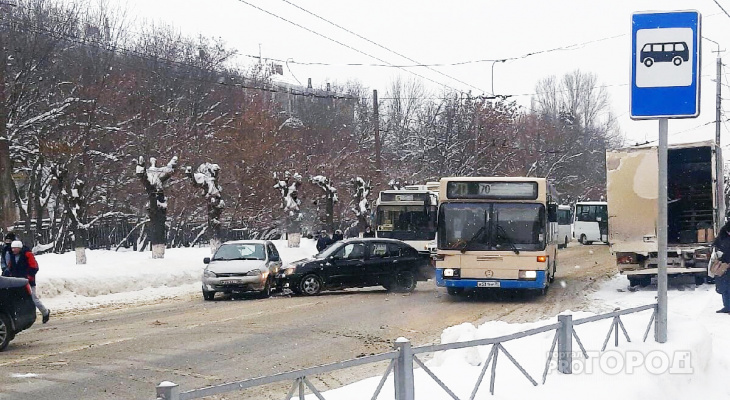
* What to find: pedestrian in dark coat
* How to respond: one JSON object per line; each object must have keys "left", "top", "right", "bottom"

{"left": 712, "top": 221, "right": 730, "bottom": 313}
{"left": 363, "top": 226, "right": 375, "bottom": 238}
{"left": 316, "top": 231, "right": 333, "bottom": 252}
{"left": 6, "top": 240, "right": 50, "bottom": 323}
{"left": 332, "top": 229, "right": 344, "bottom": 242}
{"left": 1, "top": 232, "right": 15, "bottom": 274}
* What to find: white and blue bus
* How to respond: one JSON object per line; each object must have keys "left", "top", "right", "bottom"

{"left": 434, "top": 177, "right": 559, "bottom": 295}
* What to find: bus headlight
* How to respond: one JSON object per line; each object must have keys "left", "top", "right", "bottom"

{"left": 443, "top": 268, "right": 460, "bottom": 278}
{"left": 519, "top": 270, "right": 537, "bottom": 280}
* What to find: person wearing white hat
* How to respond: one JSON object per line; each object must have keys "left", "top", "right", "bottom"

{"left": 7, "top": 240, "right": 50, "bottom": 323}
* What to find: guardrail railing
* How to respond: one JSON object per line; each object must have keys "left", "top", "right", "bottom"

{"left": 155, "top": 303, "right": 658, "bottom": 400}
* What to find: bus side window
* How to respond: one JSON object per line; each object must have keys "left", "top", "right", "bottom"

{"left": 652, "top": 44, "right": 662, "bottom": 52}
{"left": 676, "top": 43, "right": 686, "bottom": 51}
{"left": 663, "top": 44, "right": 672, "bottom": 52}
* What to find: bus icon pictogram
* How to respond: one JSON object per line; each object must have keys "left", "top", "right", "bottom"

{"left": 640, "top": 42, "right": 689, "bottom": 67}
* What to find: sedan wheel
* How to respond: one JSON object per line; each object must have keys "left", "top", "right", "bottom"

{"left": 299, "top": 274, "right": 323, "bottom": 296}
{"left": 0, "top": 314, "right": 12, "bottom": 352}
{"left": 394, "top": 270, "right": 417, "bottom": 293}
{"left": 202, "top": 288, "right": 215, "bottom": 301}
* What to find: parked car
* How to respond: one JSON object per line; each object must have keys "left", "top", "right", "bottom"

{"left": 0, "top": 276, "right": 37, "bottom": 351}
{"left": 276, "top": 238, "right": 429, "bottom": 296}
{"left": 201, "top": 240, "right": 283, "bottom": 300}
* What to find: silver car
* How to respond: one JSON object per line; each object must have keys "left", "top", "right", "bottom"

{"left": 201, "top": 240, "right": 282, "bottom": 300}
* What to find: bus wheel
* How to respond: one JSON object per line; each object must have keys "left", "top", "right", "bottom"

{"left": 673, "top": 57, "right": 682, "bottom": 66}
{"left": 643, "top": 58, "right": 653, "bottom": 67}
{"left": 447, "top": 287, "right": 464, "bottom": 296}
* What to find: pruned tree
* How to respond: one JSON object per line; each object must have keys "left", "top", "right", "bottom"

{"left": 52, "top": 165, "right": 88, "bottom": 264}
{"left": 351, "top": 177, "right": 372, "bottom": 233}
{"left": 273, "top": 171, "right": 302, "bottom": 244}
{"left": 186, "top": 162, "right": 224, "bottom": 252}
{"left": 136, "top": 156, "right": 178, "bottom": 258}
{"left": 310, "top": 175, "right": 338, "bottom": 231}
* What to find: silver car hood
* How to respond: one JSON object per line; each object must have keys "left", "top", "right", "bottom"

{"left": 207, "top": 260, "right": 267, "bottom": 274}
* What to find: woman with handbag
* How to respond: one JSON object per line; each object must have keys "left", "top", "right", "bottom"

{"left": 711, "top": 221, "right": 730, "bottom": 313}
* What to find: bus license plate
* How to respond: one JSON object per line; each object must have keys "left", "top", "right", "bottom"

{"left": 477, "top": 281, "right": 500, "bottom": 288}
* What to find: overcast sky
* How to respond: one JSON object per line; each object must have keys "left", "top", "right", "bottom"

{"left": 112, "top": 0, "right": 730, "bottom": 147}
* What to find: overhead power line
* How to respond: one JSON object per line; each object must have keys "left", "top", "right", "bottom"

{"left": 712, "top": 0, "right": 730, "bottom": 19}
{"left": 276, "top": 0, "right": 487, "bottom": 94}
{"left": 245, "top": 33, "right": 626, "bottom": 69}
{"left": 233, "top": 0, "right": 461, "bottom": 93}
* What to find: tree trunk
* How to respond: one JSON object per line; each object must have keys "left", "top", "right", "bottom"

{"left": 148, "top": 191, "right": 167, "bottom": 259}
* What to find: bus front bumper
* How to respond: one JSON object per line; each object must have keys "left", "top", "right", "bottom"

{"left": 435, "top": 269, "right": 547, "bottom": 290}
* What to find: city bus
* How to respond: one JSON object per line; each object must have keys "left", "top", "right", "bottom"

{"left": 374, "top": 184, "right": 439, "bottom": 255}
{"left": 557, "top": 205, "right": 573, "bottom": 249}
{"left": 434, "top": 177, "right": 559, "bottom": 295}
{"left": 573, "top": 201, "right": 608, "bottom": 245}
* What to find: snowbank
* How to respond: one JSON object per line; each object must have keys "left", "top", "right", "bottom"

{"left": 308, "top": 276, "right": 730, "bottom": 400}
{"left": 34, "top": 239, "right": 318, "bottom": 312}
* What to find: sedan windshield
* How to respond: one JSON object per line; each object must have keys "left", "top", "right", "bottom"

{"left": 314, "top": 242, "right": 343, "bottom": 259}
{"left": 213, "top": 243, "right": 266, "bottom": 261}
{"left": 438, "top": 203, "right": 545, "bottom": 251}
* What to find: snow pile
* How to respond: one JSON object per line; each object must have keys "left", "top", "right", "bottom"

{"left": 35, "top": 239, "right": 318, "bottom": 312}
{"left": 309, "top": 277, "right": 730, "bottom": 400}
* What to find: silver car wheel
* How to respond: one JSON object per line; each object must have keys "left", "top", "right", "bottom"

{"left": 301, "top": 275, "right": 322, "bottom": 295}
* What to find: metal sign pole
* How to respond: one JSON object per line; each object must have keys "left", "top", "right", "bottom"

{"left": 656, "top": 118, "right": 668, "bottom": 343}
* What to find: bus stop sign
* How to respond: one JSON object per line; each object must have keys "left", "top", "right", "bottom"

{"left": 631, "top": 11, "right": 701, "bottom": 119}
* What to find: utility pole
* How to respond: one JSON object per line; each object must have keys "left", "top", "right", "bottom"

{"left": 373, "top": 89, "right": 382, "bottom": 173}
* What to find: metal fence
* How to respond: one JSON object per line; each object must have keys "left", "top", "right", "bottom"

{"left": 155, "top": 303, "right": 658, "bottom": 400}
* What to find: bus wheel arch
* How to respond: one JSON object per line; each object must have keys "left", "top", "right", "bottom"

{"left": 643, "top": 57, "right": 654, "bottom": 67}
{"left": 672, "top": 56, "right": 683, "bottom": 66}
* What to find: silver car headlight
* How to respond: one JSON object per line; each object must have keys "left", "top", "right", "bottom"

{"left": 246, "top": 269, "right": 262, "bottom": 276}
{"left": 203, "top": 269, "right": 216, "bottom": 278}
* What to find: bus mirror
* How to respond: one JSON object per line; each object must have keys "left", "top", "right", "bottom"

{"left": 548, "top": 205, "right": 558, "bottom": 223}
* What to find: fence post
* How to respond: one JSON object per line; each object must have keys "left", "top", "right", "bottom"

{"left": 156, "top": 381, "right": 180, "bottom": 400}
{"left": 557, "top": 314, "right": 573, "bottom": 374}
{"left": 394, "top": 337, "right": 415, "bottom": 400}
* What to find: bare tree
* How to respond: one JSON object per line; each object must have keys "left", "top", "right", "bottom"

{"left": 52, "top": 165, "right": 87, "bottom": 263}
{"left": 186, "top": 163, "right": 224, "bottom": 252}
{"left": 136, "top": 156, "right": 178, "bottom": 258}
{"left": 310, "top": 175, "right": 338, "bottom": 231}
{"left": 351, "top": 177, "right": 372, "bottom": 233}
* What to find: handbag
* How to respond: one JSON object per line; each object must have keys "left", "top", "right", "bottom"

{"left": 709, "top": 249, "right": 729, "bottom": 277}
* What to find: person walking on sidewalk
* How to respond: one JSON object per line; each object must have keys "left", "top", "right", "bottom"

{"left": 1, "top": 232, "right": 15, "bottom": 274}
{"left": 711, "top": 221, "right": 730, "bottom": 313}
{"left": 5, "top": 240, "right": 50, "bottom": 323}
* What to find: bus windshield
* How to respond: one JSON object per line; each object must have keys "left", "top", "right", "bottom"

{"left": 376, "top": 205, "right": 437, "bottom": 240}
{"left": 558, "top": 209, "right": 572, "bottom": 225}
{"left": 575, "top": 204, "right": 607, "bottom": 223}
{"left": 437, "top": 203, "right": 545, "bottom": 251}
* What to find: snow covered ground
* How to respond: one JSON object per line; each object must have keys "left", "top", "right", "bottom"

{"left": 34, "top": 239, "right": 318, "bottom": 312}
{"left": 316, "top": 276, "right": 730, "bottom": 400}
{"left": 30, "top": 241, "right": 730, "bottom": 399}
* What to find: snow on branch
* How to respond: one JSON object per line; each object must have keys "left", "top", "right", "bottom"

{"left": 137, "top": 156, "right": 179, "bottom": 195}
